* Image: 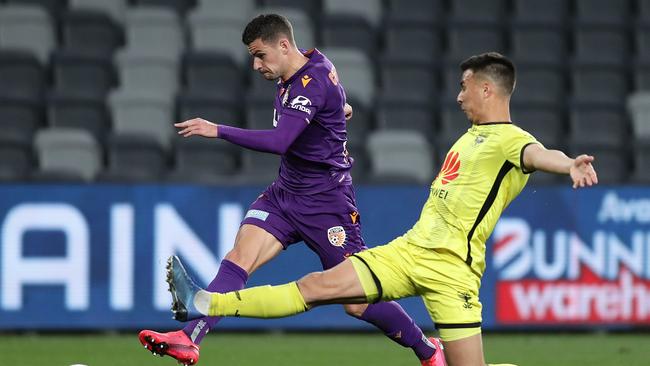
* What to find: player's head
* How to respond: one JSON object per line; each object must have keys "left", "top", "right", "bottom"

{"left": 456, "top": 52, "right": 516, "bottom": 123}
{"left": 242, "top": 14, "right": 297, "bottom": 80}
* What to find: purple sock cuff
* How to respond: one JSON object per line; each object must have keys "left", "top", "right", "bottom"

{"left": 205, "top": 259, "right": 249, "bottom": 293}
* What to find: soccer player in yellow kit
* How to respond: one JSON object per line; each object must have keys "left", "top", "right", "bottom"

{"left": 166, "top": 52, "right": 599, "bottom": 366}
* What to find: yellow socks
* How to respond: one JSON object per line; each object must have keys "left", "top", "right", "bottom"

{"left": 209, "top": 282, "right": 309, "bottom": 318}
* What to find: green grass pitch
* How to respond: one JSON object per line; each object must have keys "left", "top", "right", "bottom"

{"left": 1, "top": 332, "right": 649, "bottom": 366}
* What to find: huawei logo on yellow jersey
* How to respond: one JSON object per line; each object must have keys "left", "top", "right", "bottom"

{"left": 437, "top": 151, "right": 461, "bottom": 185}
{"left": 301, "top": 74, "right": 312, "bottom": 87}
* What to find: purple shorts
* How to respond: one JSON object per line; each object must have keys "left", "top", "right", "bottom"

{"left": 241, "top": 183, "right": 366, "bottom": 269}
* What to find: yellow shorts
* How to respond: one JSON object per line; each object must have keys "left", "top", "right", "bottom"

{"left": 349, "top": 236, "right": 483, "bottom": 341}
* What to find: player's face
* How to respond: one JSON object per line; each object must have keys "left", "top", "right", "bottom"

{"left": 247, "top": 38, "right": 288, "bottom": 80}
{"left": 456, "top": 70, "right": 485, "bottom": 124}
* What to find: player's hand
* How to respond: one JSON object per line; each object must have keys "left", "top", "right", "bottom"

{"left": 569, "top": 154, "right": 598, "bottom": 189}
{"left": 344, "top": 103, "right": 353, "bottom": 121}
{"left": 174, "top": 118, "right": 219, "bottom": 138}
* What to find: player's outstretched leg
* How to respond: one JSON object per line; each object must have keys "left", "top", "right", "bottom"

{"left": 167, "top": 255, "right": 207, "bottom": 321}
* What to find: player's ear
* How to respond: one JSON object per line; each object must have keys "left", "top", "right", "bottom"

{"left": 279, "top": 38, "right": 291, "bottom": 54}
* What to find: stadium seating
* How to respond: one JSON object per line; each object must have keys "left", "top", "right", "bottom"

{"left": 169, "top": 137, "right": 240, "bottom": 184}
{"left": 100, "top": 134, "right": 168, "bottom": 182}
{"left": 33, "top": 127, "right": 102, "bottom": 182}
{"left": 0, "top": 4, "right": 55, "bottom": 63}
{"left": 0, "top": 50, "right": 44, "bottom": 99}
{"left": 51, "top": 51, "right": 116, "bottom": 97}
{"left": 0, "top": 0, "right": 646, "bottom": 185}
{"left": 47, "top": 93, "right": 111, "bottom": 144}
{"left": 61, "top": 10, "right": 124, "bottom": 56}
{"left": 367, "top": 130, "right": 434, "bottom": 184}
{"left": 627, "top": 92, "right": 650, "bottom": 140}
{"left": 69, "top": 0, "right": 127, "bottom": 22}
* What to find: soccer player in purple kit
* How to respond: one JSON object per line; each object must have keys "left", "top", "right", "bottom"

{"left": 138, "top": 14, "right": 446, "bottom": 366}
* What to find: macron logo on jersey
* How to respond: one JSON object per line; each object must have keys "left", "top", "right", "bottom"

{"left": 437, "top": 151, "right": 461, "bottom": 185}
{"left": 289, "top": 95, "right": 312, "bottom": 115}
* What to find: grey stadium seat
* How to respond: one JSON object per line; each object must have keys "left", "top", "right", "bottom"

{"left": 192, "top": 0, "right": 254, "bottom": 20}
{"left": 239, "top": 150, "right": 281, "bottom": 184}
{"left": 571, "top": 65, "right": 629, "bottom": 105}
{"left": 379, "top": 61, "right": 438, "bottom": 103}
{"left": 189, "top": 12, "right": 249, "bottom": 65}
{"left": 376, "top": 101, "right": 436, "bottom": 142}
{"left": 47, "top": 93, "right": 111, "bottom": 144}
{"left": 383, "top": 23, "right": 441, "bottom": 64}
{"left": 573, "top": 26, "right": 629, "bottom": 67}
{"left": 61, "top": 10, "right": 124, "bottom": 56}
{"left": 511, "top": 105, "right": 565, "bottom": 149}
{"left": 321, "top": 48, "right": 375, "bottom": 108}
{"left": 0, "top": 95, "right": 42, "bottom": 143}
{"left": 322, "top": 14, "right": 377, "bottom": 57}
{"left": 0, "top": 4, "right": 55, "bottom": 63}
{"left": 0, "top": 50, "right": 44, "bottom": 99}
{"left": 0, "top": 135, "right": 33, "bottom": 182}
{"left": 511, "top": 65, "right": 566, "bottom": 105}
{"left": 133, "top": 0, "right": 196, "bottom": 16}
{"left": 510, "top": 26, "right": 567, "bottom": 67}
{"left": 69, "top": 0, "right": 127, "bottom": 23}
{"left": 261, "top": 0, "right": 321, "bottom": 20}
{"left": 177, "top": 92, "right": 243, "bottom": 128}
{"left": 51, "top": 50, "right": 116, "bottom": 97}
{"left": 449, "top": 0, "right": 506, "bottom": 24}
{"left": 169, "top": 137, "right": 240, "bottom": 184}
{"left": 575, "top": 0, "right": 631, "bottom": 26}
{"left": 125, "top": 6, "right": 184, "bottom": 57}
{"left": 323, "top": 0, "right": 382, "bottom": 28}
{"left": 5, "top": 0, "right": 67, "bottom": 16}
{"left": 385, "top": 0, "right": 444, "bottom": 25}
{"left": 627, "top": 92, "right": 650, "bottom": 140}
{"left": 439, "top": 102, "right": 472, "bottom": 147}
{"left": 569, "top": 146, "right": 630, "bottom": 184}
{"left": 344, "top": 97, "right": 373, "bottom": 147}
{"left": 367, "top": 130, "right": 434, "bottom": 184}
{"left": 34, "top": 127, "right": 102, "bottom": 182}
{"left": 632, "top": 141, "right": 650, "bottom": 183}
{"left": 512, "top": 0, "right": 569, "bottom": 25}
{"left": 183, "top": 51, "right": 243, "bottom": 101}
{"left": 109, "top": 89, "right": 175, "bottom": 149}
{"left": 116, "top": 48, "right": 179, "bottom": 97}
{"left": 446, "top": 24, "right": 505, "bottom": 64}
{"left": 569, "top": 104, "right": 628, "bottom": 148}
{"left": 100, "top": 134, "right": 168, "bottom": 182}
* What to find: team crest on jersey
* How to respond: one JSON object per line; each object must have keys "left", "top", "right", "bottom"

{"left": 301, "top": 74, "right": 312, "bottom": 87}
{"left": 474, "top": 135, "right": 486, "bottom": 146}
{"left": 327, "top": 226, "right": 347, "bottom": 247}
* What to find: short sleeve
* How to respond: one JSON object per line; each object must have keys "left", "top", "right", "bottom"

{"left": 501, "top": 126, "right": 542, "bottom": 173}
{"left": 282, "top": 75, "right": 325, "bottom": 123}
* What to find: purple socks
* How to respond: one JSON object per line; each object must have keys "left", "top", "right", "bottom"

{"left": 359, "top": 301, "right": 436, "bottom": 360}
{"left": 182, "top": 259, "right": 248, "bottom": 344}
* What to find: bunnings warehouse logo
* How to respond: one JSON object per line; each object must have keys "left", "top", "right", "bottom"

{"left": 492, "top": 192, "right": 650, "bottom": 325}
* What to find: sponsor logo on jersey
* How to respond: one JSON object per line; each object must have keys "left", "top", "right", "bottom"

{"left": 301, "top": 74, "right": 312, "bottom": 88}
{"left": 289, "top": 95, "right": 312, "bottom": 115}
{"left": 244, "top": 209, "right": 269, "bottom": 221}
{"left": 350, "top": 211, "right": 359, "bottom": 224}
{"left": 327, "top": 226, "right": 347, "bottom": 247}
{"left": 437, "top": 151, "right": 461, "bottom": 185}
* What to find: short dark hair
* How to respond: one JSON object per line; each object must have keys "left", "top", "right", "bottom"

{"left": 460, "top": 52, "right": 516, "bottom": 95}
{"left": 242, "top": 14, "right": 295, "bottom": 46}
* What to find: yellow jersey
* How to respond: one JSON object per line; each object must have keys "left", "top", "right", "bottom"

{"left": 404, "top": 122, "right": 540, "bottom": 277}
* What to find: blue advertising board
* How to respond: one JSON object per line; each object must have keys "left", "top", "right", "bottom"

{"left": 1, "top": 184, "right": 649, "bottom": 331}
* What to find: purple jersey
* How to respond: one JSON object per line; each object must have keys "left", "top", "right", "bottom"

{"left": 272, "top": 49, "right": 352, "bottom": 195}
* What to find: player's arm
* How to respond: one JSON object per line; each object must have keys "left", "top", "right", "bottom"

{"left": 174, "top": 114, "right": 309, "bottom": 155}
{"left": 522, "top": 143, "right": 599, "bottom": 189}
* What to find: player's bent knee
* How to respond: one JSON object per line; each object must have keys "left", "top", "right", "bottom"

{"left": 343, "top": 303, "right": 368, "bottom": 318}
